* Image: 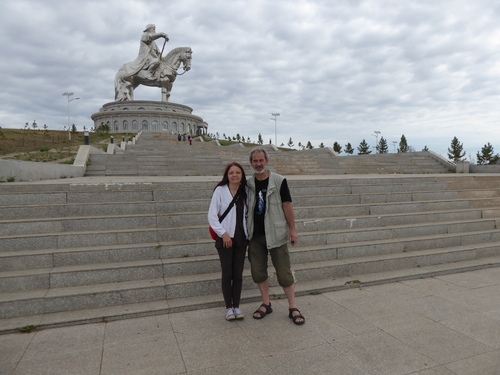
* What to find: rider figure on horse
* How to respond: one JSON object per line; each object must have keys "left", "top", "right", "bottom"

{"left": 133, "top": 24, "right": 169, "bottom": 80}
{"left": 140, "top": 24, "right": 169, "bottom": 79}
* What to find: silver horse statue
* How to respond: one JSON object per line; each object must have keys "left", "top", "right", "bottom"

{"left": 114, "top": 47, "right": 192, "bottom": 102}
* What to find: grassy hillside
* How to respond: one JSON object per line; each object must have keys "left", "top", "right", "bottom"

{"left": 0, "top": 128, "right": 131, "bottom": 163}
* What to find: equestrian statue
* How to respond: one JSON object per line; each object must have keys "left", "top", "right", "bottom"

{"left": 114, "top": 24, "right": 192, "bottom": 102}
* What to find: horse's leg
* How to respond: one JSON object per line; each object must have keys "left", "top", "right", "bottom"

{"left": 161, "top": 87, "right": 170, "bottom": 102}
{"left": 115, "top": 72, "right": 129, "bottom": 101}
{"left": 126, "top": 79, "right": 138, "bottom": 100}
{"left": 161, "top": 78, "right": 172, "bottom": 102}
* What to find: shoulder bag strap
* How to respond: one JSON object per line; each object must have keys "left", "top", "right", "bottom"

{"left": 219, "top": 193, "right": 239, "bottom": 223}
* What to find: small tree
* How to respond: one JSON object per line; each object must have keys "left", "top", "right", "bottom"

{"left": 333, "top": 142, "right": 342, "bottom": 153}
{"left": 476, "top": 143, "right": 500, "bottom": 165}
{"left": 398, "top": 134, "right": 409, "bottom": 153}
{"left": 447, "top": 136, "right": 466, "bottom": 162}
{"left": 43, "top": 124, "right": 49, "bottom": 144}
{"left": 96, "top": 122, "right": 110, "bottom": 134}
{"left": 287, "top": 137, "right": 294, "bottom": 148}
{"left": 344, "top": 142, "right": 354, "bottom": 155}
{"left": 357, "top": 139, "right": 372, "bottom": 155}
{"left": 28, "top": 121, "right": 38, "bottom": 146}
{"left": 257, "top": 133, "right": 263, "bottom": 145}
{"left": 22, "top": 122, "right": 29, "bottom": 146}
{"left": 377, "top": 137, "right": 389, "bottom": 154}
{"left": 306, "top": 141, "right": 313, "bottom": 149}
{"left": 319, "top": 142, "right": 325, "bottom": 148}
{"left": 422, "top": 145, "right": 429, "bottom": 151}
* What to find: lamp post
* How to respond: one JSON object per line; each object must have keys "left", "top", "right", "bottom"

{"left": 392, "top": 141, "right": 398, "bottom": 153}
{"left": 271, "top": 113, "right": 280, "bottom": 146}
{"left": 372, "top": 130, "right": 381, "bottom": 152}
{"left": 62, "top": 92, "right": 80, "bottom": 140}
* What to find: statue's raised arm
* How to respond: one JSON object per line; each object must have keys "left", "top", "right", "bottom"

{"left": 114, "top": 24, "right": 192, "bottom": 102}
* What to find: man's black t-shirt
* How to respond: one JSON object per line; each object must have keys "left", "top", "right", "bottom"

{"left": 253, "top": 177, "right": 292, "bottom": 236}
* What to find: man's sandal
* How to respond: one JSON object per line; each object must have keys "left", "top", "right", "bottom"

{"left": 253, "top": 303, "right": 272, "bottom": 319}
{"left": 289, "top": 308, "right": 305, "bottom": 325}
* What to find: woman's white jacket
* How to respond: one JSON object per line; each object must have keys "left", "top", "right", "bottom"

{"left": 207, "top": 185, "right": 248, "bottom": 239}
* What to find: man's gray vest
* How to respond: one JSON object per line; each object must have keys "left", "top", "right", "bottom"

{"left": 247, "top": 171, "right": 289, "bottom": 249}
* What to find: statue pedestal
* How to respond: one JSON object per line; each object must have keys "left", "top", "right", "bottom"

{"left": 91, "top": 100, "right": 207, "bottom": 135}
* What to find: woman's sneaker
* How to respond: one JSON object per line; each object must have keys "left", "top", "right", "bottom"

{"left": 225, "top": 308, "right": 235, "bottom": 321}
{"left": 233, "top": 308, "right": 244, "bottom": 320}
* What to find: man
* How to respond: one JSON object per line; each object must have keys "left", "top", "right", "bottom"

{"left": 138, "top": 24, "right": 169, "bottom": 78}
{"left": 124, "top": 24, "right": 169, "bottom": 79}
{"left": 247, "top": 148, "right": 305, "bottom": 325}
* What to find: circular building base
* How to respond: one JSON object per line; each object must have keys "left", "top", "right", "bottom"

{"left": 91, "top": 100, "right": 208, "bottom": 135}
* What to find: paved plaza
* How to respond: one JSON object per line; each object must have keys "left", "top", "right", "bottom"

{"left": 1, "top": 267, "right": 499, "bottom": 375}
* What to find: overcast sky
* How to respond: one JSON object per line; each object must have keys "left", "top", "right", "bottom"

{"left": 2, "top": 0, "right": 500, "bottom": 158}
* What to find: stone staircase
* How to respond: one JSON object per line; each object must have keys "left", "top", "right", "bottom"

{"left": 1, "top": 174, "right": 500, "bottom": 333}
{"left": 85, "top": 132, "right": 453, "bottom": 176}
{"left": 86, "top": 132, "right": 254, "bottom": 177}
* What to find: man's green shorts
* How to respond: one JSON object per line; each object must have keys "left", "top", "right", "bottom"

{"left": 248, "top": 235, "right": 294, "bottom": 287}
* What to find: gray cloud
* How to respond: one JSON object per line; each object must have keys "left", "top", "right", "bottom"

{"left": 1, "top": 0, "right": 500, "bottom": 158}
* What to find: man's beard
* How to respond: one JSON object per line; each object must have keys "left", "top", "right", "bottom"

{"left": 253, "top": 166, "right": 266, "bottom": 175}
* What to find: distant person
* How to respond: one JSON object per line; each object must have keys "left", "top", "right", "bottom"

{"left": 188, "top": 135, "right": 192, "bottom": 146}
{"left": 247, "top": 147, "right": 305, "bottom": 325}
{"left": 177, "top": 133, "right": 181, "bottom": 141}
{"left": 207, "top": 162, "right": 248, "bottom": 321}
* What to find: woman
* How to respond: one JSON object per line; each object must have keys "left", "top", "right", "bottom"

{"left": 207, "top": 162, "right": 248, "bottom": 321}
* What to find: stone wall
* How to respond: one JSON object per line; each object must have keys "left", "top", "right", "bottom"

{"left": 0, "top": 145, "right": 105, "bottom": 182}
{"left": 0, "top": 159, "right": 85, "bottom": 182}
{"left": 470, "top": 164, "right": 500, "bottom": 173}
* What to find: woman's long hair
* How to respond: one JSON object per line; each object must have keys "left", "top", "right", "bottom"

{"left": 214, "top": 162, "right": 247, "bottom": 202}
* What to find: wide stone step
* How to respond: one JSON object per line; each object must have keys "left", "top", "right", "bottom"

{"left": 1, "top": 209, "right": 497, "bottom": 252}
{"left": 0, "top": 185, "right": 441, "bottom": 208}
{"left": 1, "top": 244, "right": 499, "bottom": 321}
{"left": 0, "top": 192, "right": 490, "bottom": 231}
{"left": 0, "top": 208, "right": 496, "bottom": 251}
{"left": 0, "top": 174, "right": 481, "bottom": 194}
{"left": 3, "top": 255, "right": 499, "bottom": 334}
{"left": 2, "top": 223, "right": 500, "bottom": 293}
{"left": 0, "top": 243, "right": 163, "bottom": 271}
{"left": 0, "top": 188, "right": 495, "bottom": 219}
{"left": 0, "top": 202, "right": 159, "bottom": 220}
{"left": 0, "top": 278, "right": 167, "bottom": 319}
{"left": 0, "top": 214, "right": 158, "bottom": 236}
{"left": 0, "top": 220, "right": 485, "bottom": 272}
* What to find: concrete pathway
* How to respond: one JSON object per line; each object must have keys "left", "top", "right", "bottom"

{"left": 1, "top": 267, "right": 499, "bottom": 375}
